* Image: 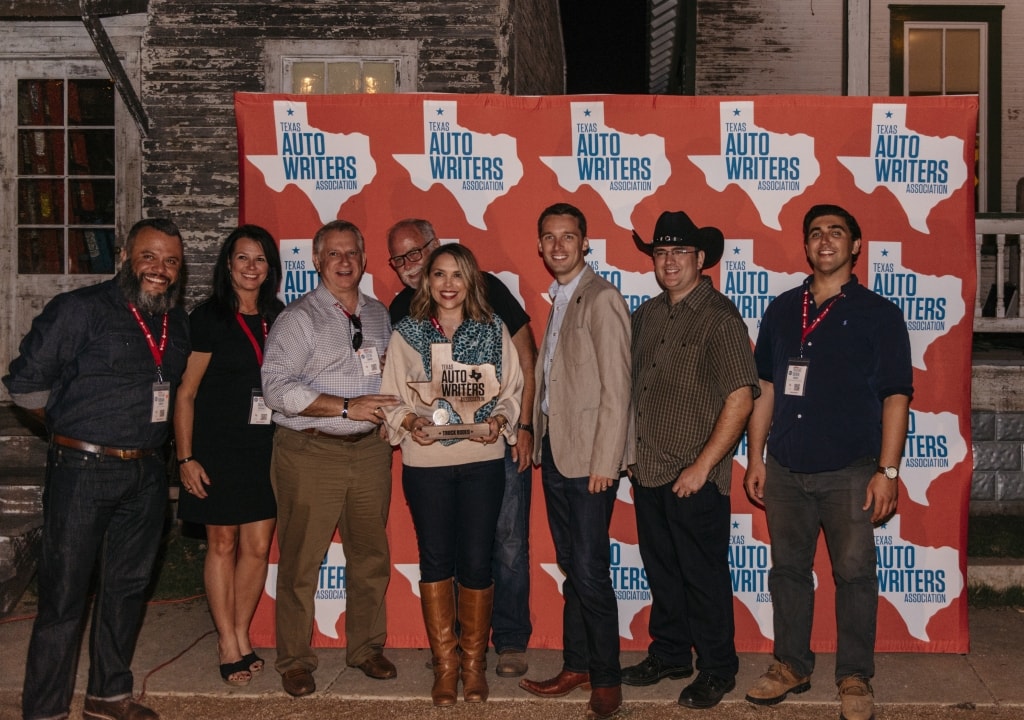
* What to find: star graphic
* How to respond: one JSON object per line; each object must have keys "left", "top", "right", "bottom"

{"left": 287, "top": 108, "right": 294, "bottom": 116}
{"left": 436, "top": 107, "right": 444, "bottom": 116}
{"left": 733, "top": 108, "right": 742, "bottom": 116}
{"left": 885, "top": 111, "right": 893, "bottom": 118}
{"left": 882, "top": 249, "right": 889, "bottom": 256}
{"left": 732, "top": 246, "right": 741, "bottom": 255}
{"left": 291, "top": 246, "right": 300, "bottom": 254}
{"left": 584, "top": 108, "right": 591, "bottom": 117}
{"left": 732, "top": 520, "right": 740, "bottom": 529}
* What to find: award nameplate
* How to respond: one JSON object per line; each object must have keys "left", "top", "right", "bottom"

{"left": 408, "top": 343, "right": 500, "bottom": 440}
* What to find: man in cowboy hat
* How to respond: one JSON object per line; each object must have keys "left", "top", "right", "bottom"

{"left": 622, "top": 210, "right": 759, "bottom": 709}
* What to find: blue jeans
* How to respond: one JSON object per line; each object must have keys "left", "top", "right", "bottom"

{"left": 23, "top": 445, "right": 166, "bottom": 720}
{"left": 764, "top": 454, "right": 878, "bottom": 682}
{"left": 402, "top": 458, "right": 505, "bottom": 589}
{"left": 634, "top": 480, "right": 737, "bottom": 680}
{"left": 490, "top": 446, "right": 532, "bottom": 652}
{"left": 540, "top": 436, "right": 621, "bottom": 687}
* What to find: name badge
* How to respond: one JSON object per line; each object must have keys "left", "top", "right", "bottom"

{"left": 249, "top": 389, "right": 272, "bottom": 425}
{"left": 784, "top": 358, "right": 810, "bottom": 396}
{"left": 358, "top": 346, "right": 381, "bottom": 376}
{"left": 151, "top": 381, "right": 171, "bottom": 422}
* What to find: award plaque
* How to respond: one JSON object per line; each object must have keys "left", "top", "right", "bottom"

{"left": 408, "top": 343, "right": 500, "bottom": 440}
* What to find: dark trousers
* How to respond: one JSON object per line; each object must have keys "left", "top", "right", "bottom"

{"left": 490, "top": 446, "right": 532, "bottom": 652}
{"left": 764, "top": 454, "right": 878, "bottom": 682}
{"left": 540, "top": 436, "right": 621, "bottom": 687}
{"left": 634, "top": 480, "right": 738, "bottom": 679}
{"left": 23, "top": 445, "right": 166, "bottom": 720}
{"left": 403, "top": 458, "right": 505, "bottom": 589}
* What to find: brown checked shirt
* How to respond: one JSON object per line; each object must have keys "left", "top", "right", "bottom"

{"left": 629, "top": 276, "right": 759, "bottom": 494}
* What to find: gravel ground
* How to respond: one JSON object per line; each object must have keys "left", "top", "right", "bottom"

{"left": 1, "top": 693, "right": 1020, "bottom": 720}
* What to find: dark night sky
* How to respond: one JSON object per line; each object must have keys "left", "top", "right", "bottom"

{"left": 560, "top": 0, "right": 647, "bottom": 94}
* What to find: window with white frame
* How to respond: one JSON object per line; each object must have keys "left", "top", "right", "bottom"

{"left": 264, "top": 40, "right": 417, "bottom": 94}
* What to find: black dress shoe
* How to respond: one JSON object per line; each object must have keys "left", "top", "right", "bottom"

{"left": 621, "top": 654, "right": 693, "bottom": 686}
{"left": 677, "top": 672, "right": 736, "bottom": 709}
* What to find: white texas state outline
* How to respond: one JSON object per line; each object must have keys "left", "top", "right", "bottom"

{"left": 900, "top": 409, "right": 967, "bottom": 506}
{"left": 718, "top": 239, "right": 805, "bottom": 345}
{"left": 246, "top": 101, "right": 377, "bottom": 224}
{"left": 866, "top": 242, "right": 964, "bottom": 371}
{"left": 393, "top": 100, "right": 523, "bottom": 230}
{"left": 265, "top": 540, "right": 348, "bottom": 639}
{"left": 729, "top": 514, "right": 779, "bottom": 640}
{"left": 276, "top": 237, "right": 379, "bottom": 304}
{"left": 541, "top": 536, "right": 651, "bottom": 640}
{"left": 838, "top": 103, "right": 967, "bottom": 233}
{"left": 874, "top": 515, "right": 962, "bottom": 641}
{"left": 689, "top": 101, "right": 820, "bottom": 231}
{"left": 538, "top": 240, "right": 661, "bottom": 315}
{"left": 539, "top": 102, "right": 670, "bottom": 230}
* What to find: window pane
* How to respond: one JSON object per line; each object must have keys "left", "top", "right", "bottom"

{"left": 70, "top": 179, "right": 115, "bottom": 225}
{"left": 69, "top": 228, "right": 116, "bottom": 274}
{"left": 19, "top": 130, "right": 65, "bottom": 175}
{"left": 68, "top": 130, "right": 115, "bottom": 175}
{"left": 18, "top": 228, "right": 64, "bottom": 274}
{"left": 326, "top": 62, "right": 362, "bottom": 93}
{"left": 69, "top": 80, "right": 114, "bottom": 125}
{"left": 908, "top": 29, "right": 942, "bottom": 94}
{"left": 292, "top": 62, "right": 325, "bottom": 94}
{"left": 946, "top": 30, "right": 980, "bottom": 94}
{"left": 18, "top": 179, "right": 64, "bottom": 225}
{"left": 362, "top": 63, "right": 396, "bottom": 94}
{"left": 18, "top": 80, "right": 63, "bottom": 126}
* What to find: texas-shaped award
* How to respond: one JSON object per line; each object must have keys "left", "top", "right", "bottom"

{"left": 407, "top": 343, "right": 501, "bottom": 440}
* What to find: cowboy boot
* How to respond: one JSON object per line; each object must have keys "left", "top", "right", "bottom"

{"left": 458, "top": 583, "right": 494, "bottom": 703}
{"left": 420, "top": 579, "right": 460, "bottom": 706}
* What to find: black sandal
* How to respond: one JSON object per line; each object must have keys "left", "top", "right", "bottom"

{"left": 220, "top": 658, "right": 252, "bottom": 686}
{"left": 242, "top": 651, "right": 265, "bottom": 673}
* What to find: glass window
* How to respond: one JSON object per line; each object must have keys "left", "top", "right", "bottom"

{"left": 286, "top": 58, "right": 398, "bottom": 95}
{"left": 16, "top": 78, "right": 117, "bottom": 274}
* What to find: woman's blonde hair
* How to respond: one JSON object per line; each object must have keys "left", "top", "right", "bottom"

{"left": 409, "top": 243, "right": 493, "bottom": 323}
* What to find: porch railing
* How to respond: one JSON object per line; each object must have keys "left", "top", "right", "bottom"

{"left": 975, "top": 213, "right": 1024, "bottom": 333}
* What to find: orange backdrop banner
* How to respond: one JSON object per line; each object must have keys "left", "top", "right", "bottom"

{"left": 237, "top": 93, "right": 976, "bottom": 654}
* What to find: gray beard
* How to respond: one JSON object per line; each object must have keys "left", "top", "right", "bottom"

{"left": 116, "top": 263, "right": 180, "bottom": 315}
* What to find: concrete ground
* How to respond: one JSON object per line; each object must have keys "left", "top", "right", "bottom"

{"left": 2, "top": 597, "right": 1023, "bottom": 720}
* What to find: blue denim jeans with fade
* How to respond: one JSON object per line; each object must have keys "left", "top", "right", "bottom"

{"left": 23, "top": 444, "right": 167, "bottom": 720}
{"left": 764, "top": 454, "right": 878, "bottom": 683}
{"left": 490, "top": 446, "right": 533, "bottom": 653}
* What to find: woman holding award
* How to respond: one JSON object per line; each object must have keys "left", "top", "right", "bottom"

{"left": 174, "top": 225, "right": 283, "bottom": 686}
{"left": 381, "top": 243, "right": 523, "bottom": 706}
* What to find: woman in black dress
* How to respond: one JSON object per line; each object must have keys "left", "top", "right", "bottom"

{"left": 174, "top": 225, "right": 283, "bottom": 685}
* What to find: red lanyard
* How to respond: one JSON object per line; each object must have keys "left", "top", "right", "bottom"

{"left": 429, "top": 317, "right": 446, "bottom": 338}
{"left": 800, "top": 288, "right": 843, "bottom": 349}
{"left": 127, "top": 303, "right": 168, "bottom": 379}
{"left": 236, "top": 312, "right": 268, "bottom": 366}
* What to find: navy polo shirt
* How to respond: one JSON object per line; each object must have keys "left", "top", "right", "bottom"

{"left": 754, "top": 275, "right": 913, "bottom": 473}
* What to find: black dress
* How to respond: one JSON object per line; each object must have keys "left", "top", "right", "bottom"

{"left": 177, "top": 301, "right": 276, "bottom": 525}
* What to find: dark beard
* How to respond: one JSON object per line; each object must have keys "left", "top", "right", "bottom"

{"left": 117, "top": 261, "right": 181, "bottom": 314}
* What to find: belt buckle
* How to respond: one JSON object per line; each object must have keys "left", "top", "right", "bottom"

{"left": 114, "top": 448, "right": 132, "bottom": 460}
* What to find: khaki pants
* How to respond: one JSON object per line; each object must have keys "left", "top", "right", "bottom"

{"left": 271, "top": 427, "right": 392, "bottom": 672}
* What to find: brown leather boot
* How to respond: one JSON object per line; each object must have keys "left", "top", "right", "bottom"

{"left": 458, "top": 583, "right": 494, "bottom": 703}
{"left": 420, "top": 579, "right": 459, "bottom": 706}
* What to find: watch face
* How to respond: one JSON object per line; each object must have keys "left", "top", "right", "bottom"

{"left": 884, "top": 466, "right": 899, "bottom": 480}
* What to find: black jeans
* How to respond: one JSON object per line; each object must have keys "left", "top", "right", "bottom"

{"left": 23, "top": 445, "right": 166, "bottom": 720}
{"left": 402, "top": 458, "right": 505, "bottom": 589}
{"left": 540, "top": 436, "right": 621, "bottom": 687}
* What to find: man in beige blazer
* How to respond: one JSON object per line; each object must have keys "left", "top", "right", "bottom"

{"left": 518, "top": 203, "right": 630, "bottom": 720}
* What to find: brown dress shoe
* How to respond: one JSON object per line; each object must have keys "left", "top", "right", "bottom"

{"left": 281, "top": 667, "right": 316, "bottom": 697}
{"left": 587, "top": 685, "right": 623, "bottom": 720}
{"left": 357, "top": 652, "right": 398, "bottom": 680}
{"left": 495, "top": 650, "right": 528, "bottom": 677}
{"left": 83, "top": 696, "right": 159, "bottom": 720}
{"left": 519, "top": 669, "right": 591, "bottom": 697}
{"left": 838, "top": 675, "right": 875, "bottom": 720}
{"left": 745, "top": 661, "right": 811, "bottom": 705}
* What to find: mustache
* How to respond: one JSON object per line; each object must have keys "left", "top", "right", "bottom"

{"left": 117, "top": 262, "right": 182, "bottom": 314}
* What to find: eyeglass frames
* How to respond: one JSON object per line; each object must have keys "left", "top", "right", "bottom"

{"left": 388, "top": 240, "right": 432, "bottom": 269}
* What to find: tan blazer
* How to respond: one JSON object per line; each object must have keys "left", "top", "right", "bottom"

{"left": 532, "top": 265, "right": 631, "bottom": 479}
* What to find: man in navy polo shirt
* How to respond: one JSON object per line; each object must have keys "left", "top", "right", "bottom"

{"left": 742, "top": 204, "right": 912, "bottom": 720}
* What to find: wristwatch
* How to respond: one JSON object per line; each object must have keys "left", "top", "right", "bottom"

{"left": 877, "top": 465, "right": 899, "bottom": 480}
{"left": 516, "top": 422, "right": 534, "bottom": 434}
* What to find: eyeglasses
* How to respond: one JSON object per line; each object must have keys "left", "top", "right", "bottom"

{"left": 348, "top": 313, "right": 363, "bottom": 351}
{"left": 652, "top": 247, "right": 699, "bottom": 259}
{"left": 388, "top": 240, "right": 432, "bottom": 269}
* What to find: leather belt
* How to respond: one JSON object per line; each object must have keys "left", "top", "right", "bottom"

{"left": 299, "top": 427, "right": 375, "bottom": 443}
{"left": 52, "top": 434, "right": 158, "bottom": 460}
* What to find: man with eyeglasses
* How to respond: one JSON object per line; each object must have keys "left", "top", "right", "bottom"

{"left": 623, "top": 211, "right": 758, "bottom": 710}
{"left": 386, "top": 218, "right": 538, "bottom": 678}
{"left": 261, "top": 219, "right": 400, "bottom": 697}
